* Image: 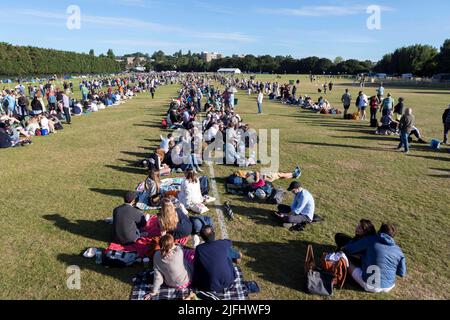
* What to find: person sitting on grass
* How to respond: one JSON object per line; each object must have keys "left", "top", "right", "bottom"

{"left": 158, "top": 198, "right": 193, "bottom": 241}
{"left": 376, "top": 111, "right": 398, "bottom": 135}
{"left": 145, "top": 234, "right": 193, "bottom": 300}
{"left": 192, "top": 225, "right": 238, "bottom": 292}
{"left": 143, "top": 168, "right": 162, "bottom": 208}
{"left": 112, "top": 191, "right": 147, "bottom": 245}
{"left": 342, "top": 223, "right": 407, "bottom": 293}
{"left": 273, "top": 181, "right": 315, "bottom": 230}
{"left": 178, "top": 169, "right": 206, "bottom": 213}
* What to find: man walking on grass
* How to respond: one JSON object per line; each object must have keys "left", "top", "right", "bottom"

{"left": 397, "top": 108, "right": 415, "bottom": 154}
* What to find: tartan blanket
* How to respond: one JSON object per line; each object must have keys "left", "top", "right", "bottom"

{"left": 130, "top": 265, "right": 249, "bottom": 300}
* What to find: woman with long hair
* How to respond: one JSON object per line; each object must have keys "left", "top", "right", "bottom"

{"left": 146, "top": 234, "right": 193, "bottom": 299}
{"left": 177, "top": 169, "right": 205, "bottom": 212}
{"left": 158, "top": 198, "right": 193, "bottom": 240}
{"left": 145, "top": 168, "right": 161, "bottom": 207}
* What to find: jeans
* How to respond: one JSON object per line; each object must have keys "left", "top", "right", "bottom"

{"left": 277, "top": 204, "right": 312, "bottom": 224}
{"left": 444, "top": 123, "right": 450, "bottom": 144}
{"left": 257, "top": 102, "right": 262, "bottom": 114}
{"left": 63, "top": 107, "right": 71, "bottom": 124}
{"left": 398, "top": 131, "right": 409, "bottom": 152}
{"left": 370, "top": 108, "right": 378, "bottom": 121}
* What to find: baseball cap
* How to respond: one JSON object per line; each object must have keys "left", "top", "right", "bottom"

{"left": 287, "top": 181, "right": 302, "bottom": 191}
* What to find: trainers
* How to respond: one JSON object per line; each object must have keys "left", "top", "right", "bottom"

{"left": 248, "top": 192, "right": 255, "bottom": 199}
{"left": 289, "top": 224, "right": 305, "bottom": 232}
{"left": 283, "top": 223, "right": 294, "bottom": 229}
{"left": 293, "top": 166, "right": 302, "bottom": 179}
{"left": 176, "top": 168, "right": 183, "bottom": 173}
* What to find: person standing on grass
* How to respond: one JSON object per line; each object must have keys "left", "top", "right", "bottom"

{"left": 442, "top": 104, "right": 450, "bottom": 145}
{"left": 257, "top": 90, "right": 263, "bottom": 114}
{"left": 150, "top": 86, "right": 155, "bottom": 99}
{"left": 377, "top": 83, "right": 385, "bottom": 100}
{"left": 341, "top": 89, "right": 352, "bottom": 117}
{"left": 61, "top": 92, "right": 72, "bottom": 125}
{"left": 381, "top": 93, "right": 395, "bottom": 117}
{"left": 369, "top": 95, "right": 381, "bottom": 123}
{"left": 397, "top": 108, "right": 415, "bottom": 154}
{"left": 357, "top": 91, "right": 369, "bottom": 120}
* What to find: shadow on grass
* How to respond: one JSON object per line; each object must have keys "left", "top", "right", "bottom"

{"left": 57, "top": 253, "right": 139, "bottom": 286}
{"left": 121, "top": 151, "right": 150, "bottom": 158}
{"left": 43, "top": 214, "right": 111, "bottom": 243}
{"left": 90, "top": 188, "right": 130, "bottom": 198}
{"left": 409, "top": 154, "right": 450, "bottom": 162}
{"left": 292, "top": 141, "right": 390, "bottom": 153}
{"left": 234, "top": 239, "right": 336, "bottom": 291}
{"left": 228, "top": 204, "right": 280, "bottom": 227}
{"left": 105, "top": 165, "right": 147, "bottom": 175}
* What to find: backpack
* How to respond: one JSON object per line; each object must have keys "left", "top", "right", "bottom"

{"left": 320, "top": 252, "right": 348, "bottom": 289}
{"left": 161, "top": 118, "right": 168, "bottom": 129}
{"left": 35, "top": 129, "right": 42, "bottom": 136}
{"left": 355, "top": 96, "right": 361, "bottom": 107}
{"left": 260, "top": 181, "right": 273, "bottom": 196}
{"left": 266, "top": 188, "right": 286, "bottom": 205}
{"left": 3, "top": 99, "right": 9, "bottom": 109}
{"left": 102, "top": 250, "right": 139, "bottom": 268}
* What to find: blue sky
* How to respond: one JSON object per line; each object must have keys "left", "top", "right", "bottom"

{"left": 1, "top": 0, "right": 449, "bottom": 62}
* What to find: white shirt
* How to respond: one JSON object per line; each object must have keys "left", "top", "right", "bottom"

{"left": 257, "top": 92, "right": 264, "bottom": 104}
{"left": 358, "top": 94, "right": 368, "bottom": 107}
{"left": 40, "top": 117, "right": 49, "bottom": 131}
{"left": 178, "top": 179, "right": 203, "bottom": 208}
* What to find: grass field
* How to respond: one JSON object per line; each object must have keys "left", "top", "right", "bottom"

{"left": 0, "top": 75, "right": 449, "bottom": 300}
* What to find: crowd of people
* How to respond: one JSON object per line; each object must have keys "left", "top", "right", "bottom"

{"left": 99, "top": 72, "right": 414, "bottom": 299}
{"left": 0, "top": 72, "right": 183, "bottom": 149}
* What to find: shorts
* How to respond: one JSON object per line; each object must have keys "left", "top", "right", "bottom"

{"left": 359, "top": 106, "right": 366, "bottom": 111}
{"left": 343, "top": 105, "right": 350, "bottom": 110}
{"left": 264, "top": 172, "right": 280, "bottom": 181}
{"left": 351, "top": 268, "right": 395, "bottom": 293}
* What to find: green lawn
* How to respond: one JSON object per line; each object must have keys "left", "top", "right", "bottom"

{"left": 1, "top": 75, "right": 449, "bottom": 300}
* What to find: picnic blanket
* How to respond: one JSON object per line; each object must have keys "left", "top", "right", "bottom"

{"left": 136, "top": 178, "right": 184, "bottom": 211}
{"left": 106, "top": 215, "right": 189, "bottom": 258}
{"left": 130, "top": 265, "right": 249, "bottom": 300}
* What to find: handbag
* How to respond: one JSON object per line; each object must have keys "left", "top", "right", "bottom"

{"left": 304, "top": 245, "right": 333, "bottom": 296}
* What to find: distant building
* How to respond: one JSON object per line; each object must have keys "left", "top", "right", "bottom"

{"left": 202, "top": 51, "right": 223, "bottom": 62}
{"left": 217, "top": 68, "right": 242, "bottom": 74}
{"left": 126, "top": 56, "right": 147, "bottom": 66}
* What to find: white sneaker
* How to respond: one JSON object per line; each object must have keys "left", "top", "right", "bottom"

{"left": 193, "top": 235, "right": 201, "bottom": 248}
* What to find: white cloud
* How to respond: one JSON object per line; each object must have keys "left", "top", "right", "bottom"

{"left": 257, "top": 4, "right": 395, "bottom": 17}
{"left": 18, "top": 9, "right": 255, "bottom": 43}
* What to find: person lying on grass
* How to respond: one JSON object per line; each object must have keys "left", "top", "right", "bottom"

{"left": 273, "top": 181, "right": 315, "bottom": 230}
{"left": 342, "top": 222, "right": 407, "bottom": 294}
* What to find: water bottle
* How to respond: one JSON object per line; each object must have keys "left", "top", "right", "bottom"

{"left": 95, "top": 249, "right": 103, "bottom": 264}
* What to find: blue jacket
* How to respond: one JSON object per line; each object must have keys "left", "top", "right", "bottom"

{"left": 345, "top": 233, "right": 406, "bottom": 289}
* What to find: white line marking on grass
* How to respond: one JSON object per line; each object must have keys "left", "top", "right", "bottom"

{"left": 207, "top": 163, "right": 229, "bottom": 240}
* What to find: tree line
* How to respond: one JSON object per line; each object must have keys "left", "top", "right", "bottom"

{"left": 144, "top": 39, "right": 450, "bottom": 76}
{"left": 0, "top": 43, "right": 121, "bottom": 77}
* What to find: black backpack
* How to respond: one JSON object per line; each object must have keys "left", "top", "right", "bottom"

{"left": 3, "top": 99, "right": 9, "bottom": 109}
{"left": 266, "top": 188, "right": 286, "bottom": 205}
{"left": 102, "top": 250, "right": 139, "bottom": 268}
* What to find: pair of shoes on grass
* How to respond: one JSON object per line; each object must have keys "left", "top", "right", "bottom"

{"left": 293, "top": 166, "right": 302, "bottom": 179}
